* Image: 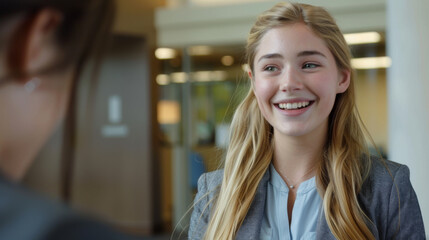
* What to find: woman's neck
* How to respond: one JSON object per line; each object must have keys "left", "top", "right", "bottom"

{"left": 272, "top": 126, "right": 326, "bottom": 182}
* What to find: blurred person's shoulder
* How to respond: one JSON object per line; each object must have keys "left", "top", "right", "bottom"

{"left": 0, "top": 173, "right": 143, "bottom": 240}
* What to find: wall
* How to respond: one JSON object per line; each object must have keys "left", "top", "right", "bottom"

{"left": 355, "top": 70, "right": 388, "bottom": 151}
{"left": 71, "top": 35, "right": 156, "bottom": 232}
{"left": 387, "top": 0, "right": 429, "bottom": 235}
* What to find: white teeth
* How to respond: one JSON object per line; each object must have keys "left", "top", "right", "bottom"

{"left": 278, "top": 101, "right": 310, "bottom": 110}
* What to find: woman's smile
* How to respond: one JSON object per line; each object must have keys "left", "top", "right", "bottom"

{"left": 274, "top": 99, "right": 315, "bottom": 116}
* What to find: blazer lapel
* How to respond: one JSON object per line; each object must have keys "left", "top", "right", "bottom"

{"left": 316, "top": 208, "right": 337, "bottom": 240}
{"left": 316, "top": 197, "right": 379, "bottom": 239}
{"left": 235, "top": 170, "right": 270, "bottom": 240}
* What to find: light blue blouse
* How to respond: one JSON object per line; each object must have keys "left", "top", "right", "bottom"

{"left": 260, "top": 164, "right": 322, "bottom": 240}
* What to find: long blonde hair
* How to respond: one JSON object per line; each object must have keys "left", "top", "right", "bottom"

{"left": 203, "top": 2, "right": 374, "bottom": 239}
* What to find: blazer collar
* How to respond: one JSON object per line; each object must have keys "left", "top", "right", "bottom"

{"left": 235, "top": 169, "right": 270, "bottom": 239}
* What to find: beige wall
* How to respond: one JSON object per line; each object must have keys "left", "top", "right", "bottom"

{"left": 113, "top": 0, "right": 166, "bottom": 46}
{"left": 355, "top": 70, "right": 388, "bottom": 151}
{"left": 72, "top": 35, "right": 155, "bottom": 231}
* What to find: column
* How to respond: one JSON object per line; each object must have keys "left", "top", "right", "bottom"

{"left": 387, "top": 0, "right": 429, "bottom": 235}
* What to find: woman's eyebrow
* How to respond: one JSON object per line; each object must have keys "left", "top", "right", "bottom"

{"left": 297, "top": 50, "right": 327, "bottom": 58}
{"left": 257, "top": 50, "right": 326, "bottom": 63}
{"left": 257, "top": 53, "right": 283, "bottom": 63}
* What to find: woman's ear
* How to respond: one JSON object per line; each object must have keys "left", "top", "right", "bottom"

{"left": 336, "top": 69, "right": 351, "bottom": 93}
{"left": 6, "top": 8, "right": 62, "bottom": 81}
{"left": 248, "top": 70, "right": 253, "bottom": 80}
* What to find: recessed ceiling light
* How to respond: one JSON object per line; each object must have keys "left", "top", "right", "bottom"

{"left": 351, "top": 56, "right": 392, "bottom": 69}
{"left": 155, "top": 48, "right": 177, "bottom": 59}
{"left": 187, "top": 46, "right": 213, "bottom": 56}
{"left": 221, "top": 55, "right": 234, "bottom": 66}
{"left": 344, "top": 32, "right": 382, "bottom": 45}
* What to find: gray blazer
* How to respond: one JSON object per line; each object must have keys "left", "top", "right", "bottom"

{"left": 189, "top": 158, "right": 426, "bottom": 239}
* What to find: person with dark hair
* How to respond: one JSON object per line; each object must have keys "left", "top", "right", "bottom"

{"left": 0, "top": 0, "right": 144, "bottom": 239}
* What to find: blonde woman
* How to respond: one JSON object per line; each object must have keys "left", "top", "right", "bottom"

{"left": 189, "top": 2, "right": 425, "bottom": 239}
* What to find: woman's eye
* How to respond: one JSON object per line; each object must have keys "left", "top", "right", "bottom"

{"left": 302, "top": 63, "right": 319, "bottom": 69}
{"left": 264, "top": 66, "right": 278, "bottom": 72}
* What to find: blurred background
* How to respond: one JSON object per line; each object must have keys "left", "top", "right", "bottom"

{"left": 21, "top": 0, "right": 429, "bottom": 238}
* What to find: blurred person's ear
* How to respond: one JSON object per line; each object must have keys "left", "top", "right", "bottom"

{"left": 7, "top": 8, "right": 62, "bottom": 82}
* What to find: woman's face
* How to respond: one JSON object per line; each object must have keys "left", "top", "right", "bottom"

{"left": 252, "top": 23, "right": 349, "bottom": 140}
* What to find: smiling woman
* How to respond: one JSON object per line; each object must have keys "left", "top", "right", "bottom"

{"left": 188, "top": 2, "right": 425, "bottom": 240}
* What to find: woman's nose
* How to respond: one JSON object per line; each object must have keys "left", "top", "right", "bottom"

{"left": 279, "top": 67, "right": 303, "bottom": 92}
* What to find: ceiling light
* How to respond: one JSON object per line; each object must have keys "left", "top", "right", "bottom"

{"left": 221, "top": 55, "right": 234, "bottom": 66}
{"left": 187, "top": 46, "right": 212, "bottom": 56}
{"left": 158, "top": 101, "right": 180, "bottom": 125}
{"left": 210, "top": 71, "right": 227, "bottom": 81}
{"left": 155, "top": 48, "right": 177, "bottom": 59}
{"left": 171, "top": 72, "right": 188, "bottom": 83}
{"left": 344, "top": 32, "right": 382, "bottom": 45}
{"left": 156, "top": 74, "right": 170, "bottom": 85}
{"left": 192, "top": 71, "right": 212, "bottom": 82}
{"left": 351, "top": 56, "right": 391, "bottom": 69}
{"left": 191, "top": 71, "right": 228, "bottom": 82}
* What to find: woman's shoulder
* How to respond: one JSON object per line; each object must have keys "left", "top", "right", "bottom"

{"left": 189, "top": 169, "right": 224, "bottom": 239}
{"left": 359, "top": 156, "right": 409, "bottom": 205}
{"left": 194, "top": 169, "right": 224, "bottom": 202}
{"left": 367, "top": 155, "right": 406, "bottom": 180}
{"left": 360, "top": 155, "right": 412, "bottom": 209}
{"left": 198, "top": 169, "right": 224, "bottom": 190}
{"left": 361, "top": 156, "right": 425, "bottom": 238}
{"left": 193, "top": 169, "right": 225, "bottom": 212}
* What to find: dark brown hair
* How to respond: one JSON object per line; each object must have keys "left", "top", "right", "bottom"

{"left": 1, "top": 0, "right": 114, "bottom": 78}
